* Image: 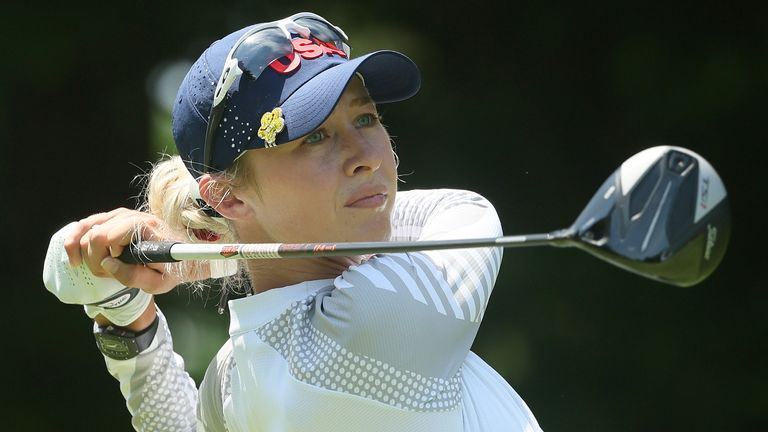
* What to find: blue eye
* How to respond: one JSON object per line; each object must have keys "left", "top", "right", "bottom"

{"left": 304, "top": 130, "right": 326, "bottom": 145}
{"left": 356, "top": 113, "right": 378, "bottom": 128}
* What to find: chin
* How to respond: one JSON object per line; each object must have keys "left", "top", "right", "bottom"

{"left": 371, "top": 217, "right": 393, "bottom": 241}
{"left": 336, "top": 207, "right": 393, "bottom": 243}
{"left": 348, "top": 221, "right": 392, "bottom": 243}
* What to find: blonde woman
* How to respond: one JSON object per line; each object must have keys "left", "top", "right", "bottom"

{"left": 43, "top": 12, "right": 542, "bottom": 432}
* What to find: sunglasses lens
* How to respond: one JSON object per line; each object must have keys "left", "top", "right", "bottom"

{"left": 204, "top": 17, "right": 349, "bottom": 172}
{"left": 234, "top": 28, "right": 294, "bottom": 79}
{"left": 295, "top": 17, "right": 346, "bottom": 47}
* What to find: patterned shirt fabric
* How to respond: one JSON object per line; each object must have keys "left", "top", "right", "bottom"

{"left": 102, "top": 308, "right": 198, "bottom": 431}
{"left": 98, "top": 189, "right": 542, "bottom": 431}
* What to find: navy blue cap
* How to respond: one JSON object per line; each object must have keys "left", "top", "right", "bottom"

{"left": 172, "top": 22, "right": 421, "bottom": 175}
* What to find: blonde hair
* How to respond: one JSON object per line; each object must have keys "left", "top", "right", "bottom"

{"left": 135, "top": 154, "right": 252, "bottom": 297}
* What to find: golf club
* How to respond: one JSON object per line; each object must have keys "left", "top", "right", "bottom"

{"left": 119, "top": 145, "right": 730, "bottom": 287}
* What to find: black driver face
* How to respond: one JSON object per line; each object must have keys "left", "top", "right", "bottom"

{"left": 570, "top": 146, "right": 730, "bottom": 286}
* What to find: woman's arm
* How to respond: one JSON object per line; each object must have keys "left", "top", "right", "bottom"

{"left": 43, "top": 213, "right": 200, "bottom": 431}
{"left": 314, "top": 189, "right": 503, "bottom": 383}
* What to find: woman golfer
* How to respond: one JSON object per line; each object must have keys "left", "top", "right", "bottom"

{"left": 43, "top": 12, "right": 542, "bottom": 431}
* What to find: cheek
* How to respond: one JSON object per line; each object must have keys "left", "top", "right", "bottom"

{"left": 380, "top": 145, "right": 399, "bottom": 183}
{"left": 366, "top": 127, "right": 395, "bottom": 169}
{"left": 259, "top": 167, "right": 338, "bottom": 222}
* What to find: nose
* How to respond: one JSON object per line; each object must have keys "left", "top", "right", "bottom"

{"left": 341, "top": 129, "right": 386, "bottom": 177}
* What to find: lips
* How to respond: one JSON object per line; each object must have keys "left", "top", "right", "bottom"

{"left": 346, "top": 185, "right": 389, "bottom": 208}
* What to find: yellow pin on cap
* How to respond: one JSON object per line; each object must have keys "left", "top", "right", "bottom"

{"left": 257, "top": 107, "right": 285, "bottom": 147}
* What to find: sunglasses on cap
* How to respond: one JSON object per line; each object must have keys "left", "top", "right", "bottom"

{"left": 202, "top": 12, "right": 351, "bottom": 173}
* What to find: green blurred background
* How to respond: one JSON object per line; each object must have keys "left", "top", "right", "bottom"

{"left": 3, "top": 1, "right": 765, "bottom": 430}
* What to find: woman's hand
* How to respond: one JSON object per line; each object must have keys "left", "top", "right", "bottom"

{"left": 63, "top": 208, "right": 183, "bottom": 295}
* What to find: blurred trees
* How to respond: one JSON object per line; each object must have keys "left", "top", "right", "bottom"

{"left": 3, "top": 2, "right": 764, "bottom": 430}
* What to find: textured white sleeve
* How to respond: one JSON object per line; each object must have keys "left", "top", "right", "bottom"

{"left": 44, "top": 223, "right": 198, "bottom": 429}
{"left": 390, "top": 188, "right": 504, "bottom": 323}
{"left": 390, "top": 189, "right": 504, "bottom": 242}
{"left": 313, "top": 189, "right": 504, "bottom": 379}
{"left": 101, "top": 308, "right": 199, "bottom": 432}
{"left": 197, "top": 341, "right": 235, "bottom": 432}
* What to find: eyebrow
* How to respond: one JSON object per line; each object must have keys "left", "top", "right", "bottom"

{"left": 349, "top": 95, "right": 375, "bottom": 108}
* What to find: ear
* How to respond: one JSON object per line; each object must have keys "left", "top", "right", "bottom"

{"left": 198, "top": 174, "right": 254, "bottom": 221}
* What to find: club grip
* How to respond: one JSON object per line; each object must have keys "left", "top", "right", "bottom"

{"left": 118, "top": 241, "right": 180, "bottom": 264}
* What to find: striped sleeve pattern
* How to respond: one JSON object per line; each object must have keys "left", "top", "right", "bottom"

{"left": 312, "top": 189, "right": 504, "bottom": 382}
{"left": 390, "top": 188, "right": 503, "bottom": 322}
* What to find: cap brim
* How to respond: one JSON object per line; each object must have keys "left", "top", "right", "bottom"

{"left": 279, "top": 50, "right": 420, "bottom": 143}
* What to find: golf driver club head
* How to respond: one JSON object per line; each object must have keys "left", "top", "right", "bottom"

{"left": 567, "top": 145, "right": 730, "bottom": 287}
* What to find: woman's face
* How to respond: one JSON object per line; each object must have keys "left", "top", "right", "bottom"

{"left": 234, "top": 76, "right": 397, "bottom": 244}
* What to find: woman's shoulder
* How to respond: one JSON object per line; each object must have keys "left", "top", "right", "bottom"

{"left": 392, "top": 188, "right": 502, "bottom": 239}
{"left": 393, "top": 188, "right": 497, "bottom": 217}
{"left": 198, "top": 339, "right": 235, "bottom": 431}
{"left": 395, "top": 188, "right": 493, "bottom": 202}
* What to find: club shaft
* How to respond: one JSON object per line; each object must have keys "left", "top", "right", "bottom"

{"left": 119, "top": 231, "right": 573, "bottom": 264}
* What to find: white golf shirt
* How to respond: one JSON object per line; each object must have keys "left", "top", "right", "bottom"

{"left": 56, "top": 189, "right": 542, "bottom": 431}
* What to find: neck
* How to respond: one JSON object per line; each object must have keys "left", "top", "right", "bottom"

{"left": 245, "top": 255, "right": 368, "bottom": 293}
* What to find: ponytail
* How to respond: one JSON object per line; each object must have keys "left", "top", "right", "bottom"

{"left": 135, "top": 155, "right": 248, "bottom": 297}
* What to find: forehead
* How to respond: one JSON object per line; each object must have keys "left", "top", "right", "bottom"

{"left": 340, "top": 75, "right": 374, "bottom": 106}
